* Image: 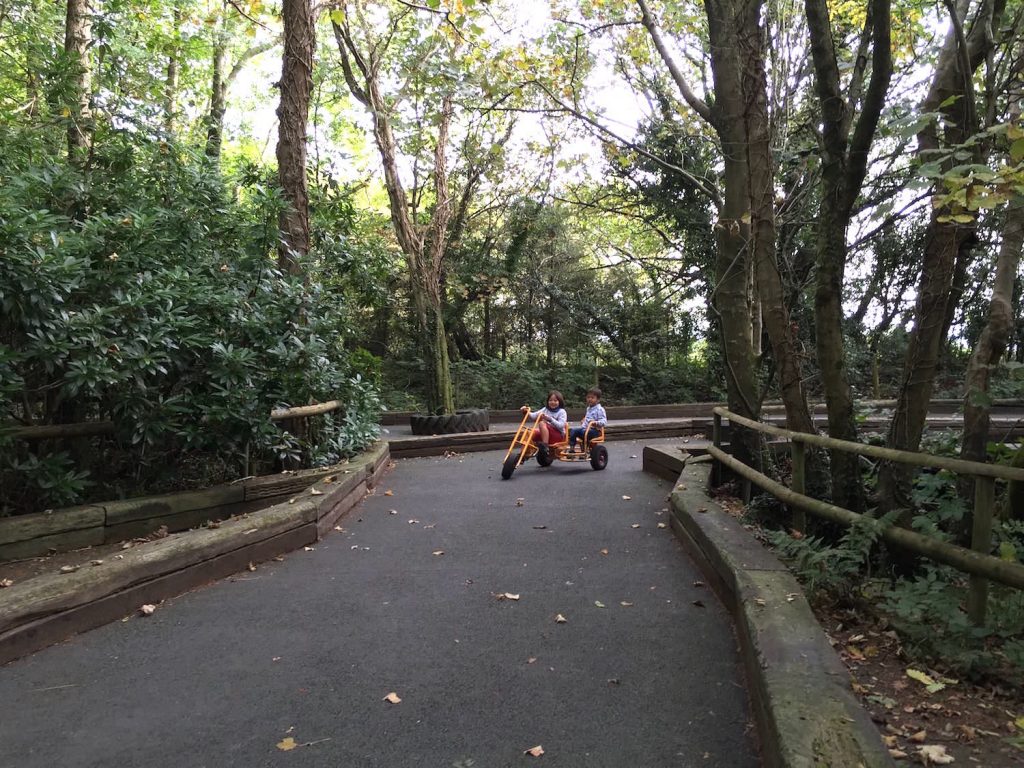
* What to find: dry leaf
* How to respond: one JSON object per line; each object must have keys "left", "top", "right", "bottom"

{"left": 622, "top": 495, "right": 632, "bottom": 500}
{"left": 388, "top": 509, "right": 398, "bottom": 515}
{"left": 277, "top": 737, "right": 298, "bottom": 751}
{"left": 310, "top": 487, "right": 323, "bottom": 496}
{"left": 883, "top": 735, "right": 898, "bottom": 748}
{"left": 696, "top": 507, "right": 708, "bottom": 513}
{"left": 600, "top": 548, "right": 609, "bottom": 555}
{"left": 909, "top": 730, "right": 927, "bottom": 743}
{"left": 889, "top": 749, "right": 908, "bottom": 759}
{"left": 693, "top": 581, "right": 705, "bottom": 587}
{"left": 432, "top": 550, "right": 445, "bottom": 557}
{"left": 917, "top": 744, "right": 954, "bottom": 764}
{"left": 754, "top": 598, "right": 767, "bottom": 606}
{"left": 657, "top": 522, "right": 667, "bottom": 529}
{"left": 384, "top": 490, "right": 394, "bottom": 496}
{"left": 288, "top": 497, "right": 297, "bottom": 504}
{"left": 515, "top": 498, "right": 525, "bottom": 507}
{"left": 533, "top": 525, "right": 547, "bottom": 530}
{"left": 304, "top": 546, "right": 315, "bottom": 551}
{"left": 140, "top": 604, "right": 156, "bottom": 616}
{"left": 408, "top": 519, "right": 420, "bottom": 524}
{"left": 383, "top": 692, "right": 402, "bottom": 704}
{"left": 0, "top": 578, "right": 14, "bottom": 588}
{"left": 247, "top": 562, "right": 257, "bottom": 572}
{"left": 59, "top": 565, "right": 79, "bottom": 574}
{"left": 594, "top": 601, "right": 606, "bottom": 608}
{"left": 324, "top": 475, "right": 336, "bottom": 483}
{"left": 527, "top": 657, "right": 537, "bottom": 664}
{"left": 620, "top": 601, "right": 633, "bottom": 607}
{"left": 555, "top": 614, "right": 567, "bottom": 623}
{"left": 497, "top": 593, "right": 520, "bottom": 601}
{"left": 693, "top": 600, "right": 705, "bottom": 608}
{"left": 524, "top": 745, "right": 545, "bottom": 757}
{"left": 333, "top": 525, "right": 344, "bottom": 531}
{"left": 631, "top": 523, "right": 640, "bottom": 529}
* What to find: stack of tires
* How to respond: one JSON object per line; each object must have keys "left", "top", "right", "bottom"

{"left": 409, "top": 408, "right": 489, "bottom": 436}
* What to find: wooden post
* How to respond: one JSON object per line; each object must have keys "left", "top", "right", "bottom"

{"left": 790, "top": 440, "right": 807, "bottom": 533}
{"left": 712, "top": 412, "right": 722, "bottom": 487}
{"left": 967, "top": 475, "right": 996, "bottom": 626}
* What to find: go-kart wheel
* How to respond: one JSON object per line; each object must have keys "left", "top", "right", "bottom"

{"left": 589, "top": 444, "right": 608, "bottom": 471}
{"left": 501, "top": 450, "right": 522, "bottom": 480}
{"left": 536, "top": 444, "right": 553, "bottom": 467}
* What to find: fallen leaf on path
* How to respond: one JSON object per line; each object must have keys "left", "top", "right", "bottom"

{"left": 600, "top": 548, "right": 609, "bottom": 555}
{"left": 248, "top": 562, "right": 257, "bottom": 572}
{"left": 889, "top": 749, "right": 908, "bottom": 759}
{"left": 693, "top": 600, "right": 705, "bottom": 608}
{"left": 516, "top": 498, "right": 525, "bottom": 507}
{"left": 527, "top": 657, "right": 537, "bottom": 664}
{"left": 496, "top": 593, "right": 520, "bottom": 601}
{"left": 139, "top": 604, "right": 156, "bottom": 616}
{"left": 310, "top": 487, "right": 323, "bottom": 496}
{"left": 693, "top": 581, "right": 705, "bottom": 587}
{"left": 622, "top": 495, "right": 632, "bottom": 500}
{"left": 324, "top": 475, "right": 336, "bottom": 483}
{"left": 383, "top": 692, "right": 402, "bottom": 704}
{"left": 288, "top": 498, "right": 296, "bottom": 504}
{"left": 304, "top": 546, "right": 315, "bottom": 552}
{"left": 0, "top": 578, "right": 13, "bottom": 587}
{"left": 594, "top": 601, "right": 606, "bottom": 608}
{"left": 917, "top": 744, "right": 954, "bottom": 764}
{"left": 277, "top": 737, "right": 298, "bottom": 751}
{"left": 388, "top": 509, "right": 398, "bottom": 515}
{"left": 631, "top": 524, "right": 640, "bottom": 529}
{"left": 384, "top": 490, "right": 394, "bottom": 496}
{"left": 907, "top": 668, "right": 946, "bottom": 693}
{"left": 524, "top": 745, "right": 545, "bottom": 757}
{"left": 333, "top": 526, "right": 344, "bottom": 532}
{"left": 620, "top": 601, "right": 633, "bottom": 607}
{"left": 657, "top": 522, "right": 667, "bottom": 529}
{"left": 909, "top": 730, "right": 927, "bottom": 743}
{"left": 533, "top": 525, "right": 547, "bottom": 529}
{"left": 432, "top": 550, "right": 445, "bottom": 556}
{"left": 555, "top": 614, "right": 567, "bottom": 623}
{"left": 408, "top": 519, "right": 420, "bottom": 524}
{"left": 630, "top": 454, "right": 638, "bottom": 458}
{"left": 90, "top": 559, "right": 104, "bottom": 566}
{"left": 696, "top": 507, "right": 708, "bottom": 513}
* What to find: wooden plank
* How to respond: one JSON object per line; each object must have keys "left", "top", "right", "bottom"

{"left": 0, "top": 524, "right": 318, "bottom": 666}
{"left": 0, "top": 498, "right": 319, "bottom": 635}
{"left": 0, "top": 527, "right": 105, "bottom": 562}
{"left": 243, "top": 466, "right": 341, "bottom": 501}
{"left": 4, "top": 421, "right": 115, "bottom": 440}
{"left": 102, "top": 498, "right": 271, "bottom": 544}
{"left": 104, "top": 486, "right": 245, "bottom": 526}
{"left": 0, "top": 505, "right": 105, "bottom": 546}
{"left": 316, "top": 483, "right": 367, "bottom": 539}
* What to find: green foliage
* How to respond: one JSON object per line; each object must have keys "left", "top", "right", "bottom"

{"left": 881, "top": 566, "right": 1024, "bottom": 683}
{"left": 0, "top": 127, "right": 379, "bottom": 514}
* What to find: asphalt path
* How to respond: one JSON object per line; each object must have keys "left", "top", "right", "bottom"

{"left": 0, "top": 441, "right": 759, "bottom": 768}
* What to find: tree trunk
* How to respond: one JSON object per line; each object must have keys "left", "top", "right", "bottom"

{"left": 64, "top": 0, "right": 92, "bottom": 164}
{"left": 804, "top": 0, "right": 892, "bottom": 513}
{"left": 483, "top": 296, "right": 492, "bottom": 357}
{"left": 275, "top": 0, "right": 314, "bottom": 275}
{"left": 163, "top": 6, "right": 181, "bottom": 134}
{"left": 878, "top": 0, "right": 1004, "bottom": 512}
{"left": 206, "top": 14, "right": 227, "bottom": 159}
{"left": 737, "top": 0, "right": 816, "bottom": 438}
{"left": 961, "top": 193, "right": 1023, "bottom": 470}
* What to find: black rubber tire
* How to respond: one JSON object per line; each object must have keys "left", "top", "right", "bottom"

{"left": 536, "top": 444, "right": 553, "bottom": 467}
{"left": 590, "top": 444, "right": 609, "bottom": 471}
{"left": 409, "top": 408, "right": 489, "bottom": 436}
{"left": 501, "top": 450, "right": 521, "bottom": 480}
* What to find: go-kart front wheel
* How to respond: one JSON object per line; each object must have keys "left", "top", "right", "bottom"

{"left": 536, "top": 444, "right": 553, "bottom": 467}
{"left": 501, "top": 450, "right": 522, "bottom": 480}
{"left": 589, "top": 444, "right": 608, "bottom": 471}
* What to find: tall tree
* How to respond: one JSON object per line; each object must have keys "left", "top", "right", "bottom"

{"left": 879, "top": 0, "right": 1008, "bottom": 511}
{"left": 803, "top": 0, "right": 892, "bottom": 513}
{"left": 276, "top": 0, "right": 315, "bottom": 275}
{"left": 64, "top": 0, "right": 92, "bottom": 164}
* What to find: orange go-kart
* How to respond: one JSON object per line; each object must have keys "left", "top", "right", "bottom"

{"left": 500, "top": 408, "right": 608, "bottom": 480}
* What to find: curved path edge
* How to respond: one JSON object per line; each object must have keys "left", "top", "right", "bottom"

{"left": 643, "top": 445, "right": 895, "bottom": 768}
{"left": 0, "top": 442, "right": 390, "bottom": 666}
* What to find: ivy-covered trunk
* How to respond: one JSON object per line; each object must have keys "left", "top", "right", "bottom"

{"left": 275, "top": 0, "right": 314, "bottom": 276}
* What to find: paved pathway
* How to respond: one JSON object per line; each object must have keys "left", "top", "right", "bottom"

{"left": 0, "top": 441, "right": 759, "bottom": 767}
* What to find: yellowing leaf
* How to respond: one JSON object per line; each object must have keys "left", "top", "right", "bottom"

{"left": 329, "top": 8, "right": 345, "bottom": 24}
{"left": 277, "top": 737, "right": 298, "bottom": 751}
{"left": 907, "top": 668, "right": 945, "bottom": 693}
{"left": 383, "top": 692, "right": 401, "bottom": 704}
{"left": 916, "top": 744, "right": 954, "bottom": 764}
{"left": 524, "top": 745, "right": 545, "bottom": 757}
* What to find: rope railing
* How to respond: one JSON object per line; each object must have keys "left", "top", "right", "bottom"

{"left": 710, "top": 406, "right": 1024, "bottom": 626}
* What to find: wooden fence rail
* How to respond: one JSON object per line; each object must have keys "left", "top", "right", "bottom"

{"left": 711, "top": 407, "right": 1024, "bottom": 626}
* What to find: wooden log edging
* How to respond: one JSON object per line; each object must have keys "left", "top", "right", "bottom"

{"left": 708, "top": 445, "right": 1024, "bottom": 590}
{"left": 642, "top": 454, "right": 894, "bottom": 768}
{"left": 0, "top": 442, "right": 390, "bottom": 666}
